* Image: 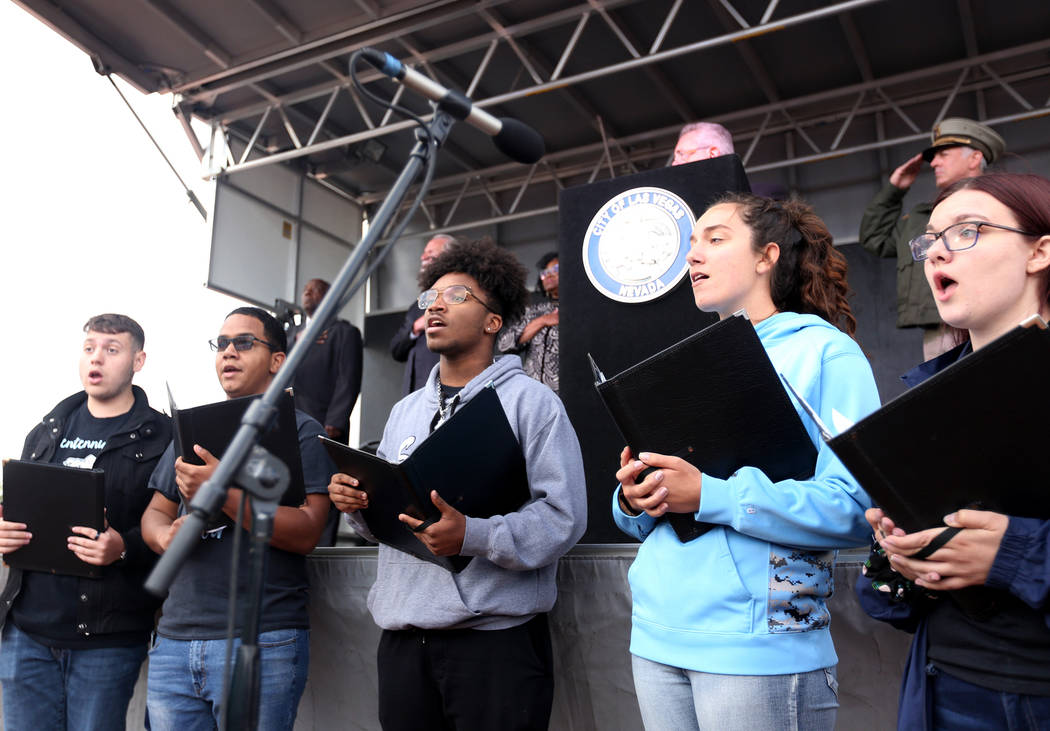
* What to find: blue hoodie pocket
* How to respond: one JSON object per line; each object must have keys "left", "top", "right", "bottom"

{"left": 630, "top": 526, "right": 756, "bottom": 635}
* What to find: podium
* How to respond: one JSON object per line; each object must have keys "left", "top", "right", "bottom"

{"left": 558, "top": 155, "right": 751, "bottom": 542}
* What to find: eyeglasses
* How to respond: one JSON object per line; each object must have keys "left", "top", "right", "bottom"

{"left": 418, "top": 285, "right": 499, "bottom": 314}
{"left": 209, "top": 334, "right": 278, "bottom": 352}
{"left": 673, "top": 147, "right": 700, "bottom": 162}
{"left": 909, "top": 221, "right": 1041, "bottom": 262}
{"left": 540, "top": 264, "right": 559, "bottom": 277}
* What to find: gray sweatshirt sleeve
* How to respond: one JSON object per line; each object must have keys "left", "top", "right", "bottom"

{"left": 459, "top": 405, "right": 587, "bottom": 570}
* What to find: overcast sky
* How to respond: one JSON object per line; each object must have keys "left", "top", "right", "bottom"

{"left": 0, "top": 3, "right": 247, "bottom": 458}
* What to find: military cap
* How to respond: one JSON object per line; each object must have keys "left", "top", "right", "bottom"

{"left": 922, "top": 117, "right": 1005, "bottom": 164}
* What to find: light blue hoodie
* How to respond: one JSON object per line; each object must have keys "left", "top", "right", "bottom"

{"left": 613, "top": 312, "right": 880, "bottom": 675}
{"left": 349, "top": 355, "right": 587, "bottom": 631}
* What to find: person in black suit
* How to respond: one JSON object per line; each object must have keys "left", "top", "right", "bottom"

{"left": 389, "top": 234, "right": 457, "bottom": 395}
{"left": 292, "top": 278, "right": 363, "bottom": 444}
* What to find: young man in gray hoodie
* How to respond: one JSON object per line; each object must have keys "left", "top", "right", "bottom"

{"left": 329, "top": 238, "right": 587, "bottom": 731}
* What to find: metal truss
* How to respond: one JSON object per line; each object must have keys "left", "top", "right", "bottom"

{"left": 178, "top": 0, "right": 1050, "bottom": 230}
{"left": 349, "top": 41, "right": 1050, "bottom": 231}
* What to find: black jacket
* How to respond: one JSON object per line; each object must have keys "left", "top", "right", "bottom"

{"left": 0, "top": 386, "right": 171, "bottom": 639}
{"left": 292, "top": 318, "right": 363, "bottom": 432}
{"left": 390, "top": 303, "right": 439, "bottom": 396}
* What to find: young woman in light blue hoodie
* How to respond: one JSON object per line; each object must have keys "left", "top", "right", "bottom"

{"left": 613, "top": 194, "right": 881, "bottom": 731}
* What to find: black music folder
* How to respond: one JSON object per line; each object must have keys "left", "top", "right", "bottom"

{"left": 168, "top": 387, "right": 306, "bottom": 508}
{"left": 321, "top": 386, "right": 530, "bottom": 572}
{"left": 817, "top": 316, "right": 1050, "bottom": 532}
{"left": 2, "top": 460, "right": 106, "bottom": 578}
{"left": 590, "top": 312, "right": 818, "bottom": 542}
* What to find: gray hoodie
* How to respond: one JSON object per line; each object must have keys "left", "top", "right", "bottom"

{"left": 348, "top": 355, "right": 587, "bottom": 630}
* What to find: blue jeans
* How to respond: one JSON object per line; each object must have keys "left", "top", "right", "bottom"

{"left": 930, "top": 665, "right": 1050, "bottom": 730}
{"left": 146, "top": 629, "right": 309, "bottom": 731}
{"left": 0, "top": 621, "right": 147, "bottom": 731}
{"left": 631, "top": 654, "right": 838, "bottom": 731}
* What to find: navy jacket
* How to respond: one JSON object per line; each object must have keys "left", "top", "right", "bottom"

{"left": 292, "top": 318, "right": 362, "bottom": 434}
{"left": 856, "top": 343, "right": 1050, "bottom": 729}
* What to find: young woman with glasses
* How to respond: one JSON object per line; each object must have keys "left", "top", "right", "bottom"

{"left": 613, "top": 193, "right": 880, "bottom": 730}
{"left": 858, "top": 172, "right": 1050, "bottom": 730}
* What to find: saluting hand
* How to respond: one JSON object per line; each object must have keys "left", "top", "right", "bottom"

{"left": 399, "top": 491, "right": 466, "bottom": 557}
{"left": 0, "top": 505, "right": 31, "bottom": 554}
{"left": 328, "top": 473, "right": 368, "bottom": 514}
{"left": 889, "top": 153, "right": 923, "bottom": 190}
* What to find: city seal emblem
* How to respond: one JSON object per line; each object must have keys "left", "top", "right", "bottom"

{"left": 582, "top": 186, "right": 695, "bottom": 303}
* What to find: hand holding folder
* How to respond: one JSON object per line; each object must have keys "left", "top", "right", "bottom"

{"left": 397, "top": 490, "right": 468, "bottom": 558}
{"left": 787, "top": 316, "right": 1050, "bottom": 534}
{"left": 592, "top": 312, "right": 818, "bottom": 542}
{"left": 322, "top": 386, "right": 529, "bottom": 572}
{"left": 2, "top": 460, "right": 106, "bottom": 578}
{"left": 167, "top": 386, "right": 306, "bottom": 509}
{"left": 617, "top": 447, "right": 707, "bottom": 529}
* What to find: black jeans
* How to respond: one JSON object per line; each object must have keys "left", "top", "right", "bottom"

{"left": 377, "top": 614, "right": 553, "bottom": 731}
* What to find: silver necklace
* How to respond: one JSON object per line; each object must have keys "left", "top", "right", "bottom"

{"left": 435, "top": 379, "right": 457, "bottom": 426}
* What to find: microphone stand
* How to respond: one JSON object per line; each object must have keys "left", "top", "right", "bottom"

{"left": 220, "top": 446, "right": 287, "bottom": 731}
{"left": 145, "top": 107, "right": 458, "bottom": 729}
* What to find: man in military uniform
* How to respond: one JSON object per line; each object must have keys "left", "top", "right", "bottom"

{"left": 859, "top": 117, "right": 1006, "bottom": 359}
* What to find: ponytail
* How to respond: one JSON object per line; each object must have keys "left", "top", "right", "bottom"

{"left": 713, "top": 193, "right": 857, "bottom": 336}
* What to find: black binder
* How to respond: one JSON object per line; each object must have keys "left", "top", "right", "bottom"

{"left": 824, "top": 316, "right": 1050, "bottom": 532}
{"left": 590, "top": 313, "right": 818, "bottom": 542}
{"left": 2, "top": 460, "right": 106, "bottom": 578}
{"left": 168, "top": 388, "right": 306, "bottom": 508}
{"left": 321, "top": 386, "right": 530, "bottom": 572}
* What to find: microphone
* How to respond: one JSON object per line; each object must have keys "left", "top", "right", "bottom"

{"left": 358, "top": 48, "right": 545, "bottom": 165}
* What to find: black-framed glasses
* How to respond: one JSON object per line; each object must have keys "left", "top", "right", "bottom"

{"left": 673, "top": 146, "right": 702, "bottom": 162}
{"left": 209, "top": 334, "right": 278, "bottom": 352}
{"left": 909, "top": 221, "right": 1040, "bottom": 261}
{"left": 418, "top": 285, "right": 499, "bottom": 314}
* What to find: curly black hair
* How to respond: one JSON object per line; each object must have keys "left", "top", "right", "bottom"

{"left": 419, "top": 237, "right": 528, "bottom": 324}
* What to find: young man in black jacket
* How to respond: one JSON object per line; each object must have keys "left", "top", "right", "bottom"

{"left": 0, "top": 313, "right": 171, "bottom": 731}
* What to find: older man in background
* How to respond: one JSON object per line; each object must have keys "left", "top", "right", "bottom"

{"left": 859, "top": 117, "right": 1005, "bottom": 359}
{"left": 671, "top": 121, "right": 735, "bottom": 165}
{"left": 390, "top": 233, "right": 457, "bottom": 395}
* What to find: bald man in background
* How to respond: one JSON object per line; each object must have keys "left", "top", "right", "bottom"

{"left": 389, "top": 234, "right": 457, "bottom": 395}
{"left": 671, "top": 122, "right": 735, "bottom": 165}
{"left": 292, "top": 278, "right": 363, "bottom": 444}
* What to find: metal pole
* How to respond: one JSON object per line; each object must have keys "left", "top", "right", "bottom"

{"left": 145, "top": 109, "right": 456, "bottom": 596}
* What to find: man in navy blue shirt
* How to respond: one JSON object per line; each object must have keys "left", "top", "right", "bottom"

{"left": 141, "top": 307, "right": 334, "bottom": 731}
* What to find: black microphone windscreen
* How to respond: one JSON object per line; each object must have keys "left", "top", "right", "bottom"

{"left": 492, "top": 117, "right": 545, "bottom": 165}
